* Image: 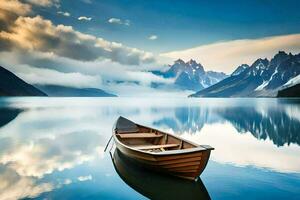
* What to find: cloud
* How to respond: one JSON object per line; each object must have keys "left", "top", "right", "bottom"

{"left": 77, "top": 175, "right": 92, "bottom": 181}
{"left": 57, "top": 11, "right": 70, "bottom": 17}
{"left": 148, "top": 35, "right": 158, "bottom": 40}
{"left": 108, "top": 18, "right": 130, "bottom": 26}
{"left": 0, "top": 0, "right": 31, "bottom": 31}
{"left": 25, "top": 0, "right": 59, "bottom": 7}
{"left": 0, "top": 15, "right": 155, "bottom": 65}
{"left": 0, "top": 167, "right": 54, "bottom": 200}
{"left": 78, "top": 16, "right": 92, "bottom": 21}
{"left": 161, "top": 34, "right": 300, "bottom": 73}
{"left": 0, "top": 131, "right": 102, "bottom": 178}
{"left": 15, "top": 64, "right": 102, "bottom": 88}
{"left": 0, "top": 0, "right": 31, "bottom": 16}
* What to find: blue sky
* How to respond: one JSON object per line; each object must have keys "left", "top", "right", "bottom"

{"left": 37, "top": 0, "right": 300, "bottom": 53}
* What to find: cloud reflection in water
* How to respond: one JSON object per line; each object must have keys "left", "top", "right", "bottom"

{"left": 0, "top": 97, "right": 299, "bottom": 199}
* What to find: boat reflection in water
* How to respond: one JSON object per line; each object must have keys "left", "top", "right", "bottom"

{"left": 111, "top": 149, "right": 211, "bottom": 200}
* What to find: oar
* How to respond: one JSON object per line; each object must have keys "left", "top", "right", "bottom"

{"left": 104, "top": 135, "right": 113, "bottom": 152}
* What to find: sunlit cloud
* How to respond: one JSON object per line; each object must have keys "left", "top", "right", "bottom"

{"left": 0, "top": 15, "right": 154, "bottom": 65}
{"left": 25, "top": 0, "right": 59, "bottom": 7}
{"left": 161, "top": 34, "right": 300, "bottom": 73}
{"left": 108, "top": 18, "right": 130, "bottom": 26}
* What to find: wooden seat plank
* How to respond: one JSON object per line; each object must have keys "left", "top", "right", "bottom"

{"left": 134, "top": 143, "right": 179, "bottom": 150}
{"left": 117, "top": 133, "right": 163, "bottom": 139}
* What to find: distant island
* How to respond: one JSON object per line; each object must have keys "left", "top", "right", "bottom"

{"left": 35, "top": 85, "right": 117, "bottom": 97}
{"left": 0, "top": 66, "right": 117, "bottom": 97}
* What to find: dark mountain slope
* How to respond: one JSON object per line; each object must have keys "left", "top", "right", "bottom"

{"left": 277, "top": 83, "right": 300, "bottom": 97}
{"left": 0, "top": 66, "right": 46, "bottom": 96}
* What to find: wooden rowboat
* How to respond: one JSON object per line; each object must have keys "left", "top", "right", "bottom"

{"left": 112, "top": 116, "right": 214, "bottom": 180}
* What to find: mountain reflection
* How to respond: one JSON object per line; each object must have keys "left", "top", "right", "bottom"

{"left": 154, "top": 107, "right": 221, "bottom": 133}
{"left": 0, "top": 108, "right": 22, "bottom": 128}
{"left": 218, "top": 107, "right": 300, "bottom": 147}
{"left": 153, "top": 103, "right": 300, "bottom": 147}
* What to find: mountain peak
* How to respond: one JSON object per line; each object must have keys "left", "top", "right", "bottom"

{"left": 251, "top": 58, "right": 269, "bottom": 68}
{"left": 277, "top": 50, "right": 288, "bottom": 56}
{"left": 154, "top": 59, "right": 228, "bottom": 91}
{"left": 271, "top": 51, "right": 290, "bottom": 65}
{"left": 231, "top": 64, "right": 249, "bottom": 76}
{"left": 187, "top": 59, "right": 197, "bottom": 64}
{"left": 174, "top": 59, "right": 185, "bottom": 64}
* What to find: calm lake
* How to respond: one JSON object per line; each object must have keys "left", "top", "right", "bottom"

{"left": 0, "top": 97, "right": 300, "bottom": 200}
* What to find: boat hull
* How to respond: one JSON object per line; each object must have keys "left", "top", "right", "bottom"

{"left": 111, "top": 149, "right": 211, "bottom": 200}
{"left": 114, "top": 139, "right": 212, "bottom": 180}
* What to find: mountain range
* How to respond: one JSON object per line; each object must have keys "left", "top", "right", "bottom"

{"left": 1, "top": 51, "right": 300, "bottom": 97}
{"left": 190, "top": 51, "right": 300, "bottom": 97}
{"left": 153, "top": 59, "right": 228, "bottom": 91}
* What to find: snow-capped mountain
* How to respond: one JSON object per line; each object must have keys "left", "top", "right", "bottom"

{"left": 154, "top": 59, "right": 228, "bottom": 91}
{"left": 190, "top": 51, "right": 300, "bottom": 97}
{"left": 231, "top": 64, "right": 250, "bottom": 76}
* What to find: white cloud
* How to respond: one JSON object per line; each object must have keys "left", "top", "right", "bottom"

{"left": 77, "top": 175, "right": 92, "bottom": 181}
{"left": 63, "top": 179, "right": 72, "bottom": 185}
{"left": 161, "top": 34, "right": 300, "bottom": 73}
{"left": 57, "top": 11, "right": 70, "bottom": 17}
{"left": 78, "top": 16, "right": 92, "bottom": 21}
{"left": 15, "top": 64, "right": 102, "bottom": 88}
{"left": 148, "top": 35, "right": 158, "bottom": 40}
{"left": 108, "top": 18, "right": 130, "bottom": 26}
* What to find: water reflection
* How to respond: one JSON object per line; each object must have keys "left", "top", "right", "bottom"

{"left": 0, "top": 97, "right": 299, "bottom": 199}
{"left": 217, "top": 106, "right": 300, "bottom": 147}
{"left": 111, "top": 149, "right": 211, "bottom": 200}
{"left": 0, "top": 108, "right": 22, "bottom": 128}
{"left": 152, "top": 102, "right": 300, "bottom": 147}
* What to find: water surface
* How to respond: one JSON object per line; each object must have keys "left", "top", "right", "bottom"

{"left": 0, "top": 97, "right": 300, "bottom": 200}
